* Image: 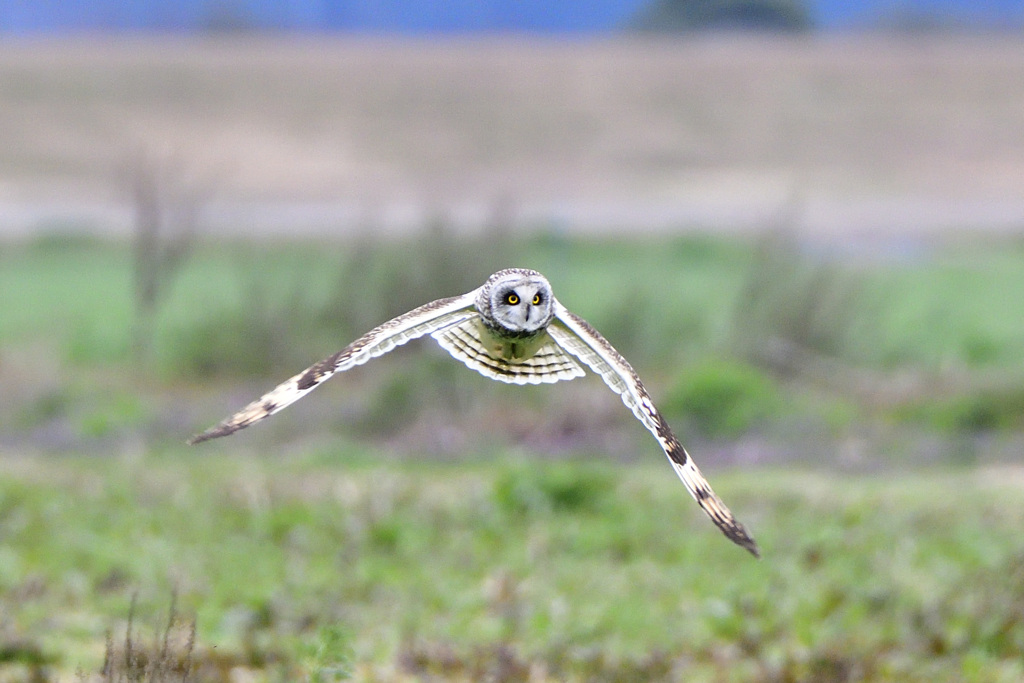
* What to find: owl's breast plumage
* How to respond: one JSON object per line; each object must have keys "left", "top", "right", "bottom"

{"left": 476, "top": 318, "right": 548, "bottom": 361}
{"left": 431, "top": 316, "right": 584, "bottom": 384}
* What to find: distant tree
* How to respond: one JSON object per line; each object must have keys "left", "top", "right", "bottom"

{"left": 205, "top": 0, "right": 257, "bottom": 32}
{"left": 629, "top": 0, "right": 812, "bottom": 32}
{"left": 872, "top": 8, "right": 970, "bottom": 33}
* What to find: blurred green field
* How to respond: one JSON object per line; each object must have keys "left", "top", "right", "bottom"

{"left": 3, "top": 232, "right": 1024, "bottom": 445}
{"left": 6, "top": 232, "right": 1024, "bottom": 373}
{"left": 2, "top": 232, "right": 1024, "bottom": 681}
{"left": 1, "top": 453, "right": 1023, "bottom": 681}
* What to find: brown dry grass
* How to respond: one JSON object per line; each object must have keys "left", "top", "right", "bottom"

{"left": 1, "top": 35, "right": 1023, "bottom": 235}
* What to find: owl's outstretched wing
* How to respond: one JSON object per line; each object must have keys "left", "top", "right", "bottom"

{"left": 548, "top": 302, "right": 759, "bottom": 557}
{"left": 187, "top": 291, "right": 480, "bottom": 445}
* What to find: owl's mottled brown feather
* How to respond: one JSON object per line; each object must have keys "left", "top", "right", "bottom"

{"left": 187, "top": 294, "right": 478, "bottom": 445}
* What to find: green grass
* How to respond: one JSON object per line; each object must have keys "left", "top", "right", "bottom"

{"left": 4, "top": 232, "right": 1024, "bottom": 443}
{"left": 3, "top": 233, "right": 1024, "bottom": 680}
{"left": 1, "top": 452, "right": 1023, "bottom": 681}
{"left": 0, "top": 234, "right": 753, "bottom": 373}
{"left": 869, "top": 246, "right": 1024, "bottom": 370}
{"left": 6, "top": 233, "right": 1024, "bottom": 375}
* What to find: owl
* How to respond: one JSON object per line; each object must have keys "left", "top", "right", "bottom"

{"left": 189, "top": 268, "right": 759, "bottom": 556}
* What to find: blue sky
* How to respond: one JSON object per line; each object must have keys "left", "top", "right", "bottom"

{"left": 0, "top": 0, "right": 1019, "bottom": 33}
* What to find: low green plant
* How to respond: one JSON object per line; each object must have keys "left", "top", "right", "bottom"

{"left": 492, "top": 462, "right": 615, "bottom": 516}
{"left": 299, "top": 625, "right": 352, "bottom": 683}
{"left": 662, "top": 358, "right": 785, "bottom": 438}
{"left": 898, "top": 386, "right": 1024, "bottom": 433}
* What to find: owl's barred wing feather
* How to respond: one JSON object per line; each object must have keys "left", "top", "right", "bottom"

{"left": 550, "top": 303, "right": 759, "bottom": 557}
{"left": 187, "top": 266, "right": 757, "bottom": 555}
{"left": 187, "top": 292, "right": 479, "bottom": 444}
{"left": 433, "top": 318, "right": 585, "bottom": 385}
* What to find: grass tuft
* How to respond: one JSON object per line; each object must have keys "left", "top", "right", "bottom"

{"left": 92, "top": 594, "right": 195, "bottom": 683}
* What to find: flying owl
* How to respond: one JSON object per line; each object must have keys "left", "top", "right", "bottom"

{"left": 189, "top": 268, "right": 759, "bottom": 556}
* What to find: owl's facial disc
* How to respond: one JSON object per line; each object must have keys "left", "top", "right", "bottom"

{"left": 492, "top": 277, "right": 553, "bottom": 334}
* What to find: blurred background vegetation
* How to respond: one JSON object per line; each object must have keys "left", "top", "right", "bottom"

{"left": 1, "top": 1, "right": 1024, "bottom": 680}
{"left": 6, "top": 227, "right": 1023, "bottom": 458}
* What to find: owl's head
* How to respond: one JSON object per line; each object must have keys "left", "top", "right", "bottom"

{"left": 478, "top": 268, "right": 555, "bottom": 334}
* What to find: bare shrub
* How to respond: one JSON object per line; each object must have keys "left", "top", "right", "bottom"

{"left": 117, "top": 146, "right": 219, "bottom": 362}
{"left": 730, "top": 228, "right": 880, "bottom": 377}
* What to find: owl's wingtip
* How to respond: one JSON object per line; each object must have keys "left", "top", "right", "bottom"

{"left": 186, "top": 426, "right": 227, "bottom": 445}
{"left": 729, "top": 525, "right": 760, "bottom": 558}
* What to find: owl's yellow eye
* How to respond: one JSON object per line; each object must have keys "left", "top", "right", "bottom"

{"left": 532, "top": 294, "right": 541, "bottom": 305}
{"left": 506, "top": 292, "right": 519, "bottom": 305}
